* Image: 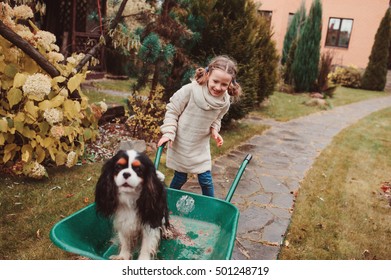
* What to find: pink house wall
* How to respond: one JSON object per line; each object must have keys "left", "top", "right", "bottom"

{"left": 257, "top": 0, "right": 390, "bottom": 68}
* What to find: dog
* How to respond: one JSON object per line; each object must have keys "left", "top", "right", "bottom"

{"left": 94, "top": 149, "right": 169, "bottom": 260}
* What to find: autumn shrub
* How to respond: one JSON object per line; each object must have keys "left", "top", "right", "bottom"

{"left": 328, "top": 66, "right": 362, "bottom": 88}
{"left": 126, "top": 86, "right": 166, "bottom": 143}
{"left": 0, "top": 3, "right": 106, "bottom": 178}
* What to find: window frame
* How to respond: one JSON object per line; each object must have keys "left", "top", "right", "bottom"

{"left": 325, "top": 17, "right": 354, "bottom": 48}
{"left": 259, "top": 10, "right": 273, "bottom": 28}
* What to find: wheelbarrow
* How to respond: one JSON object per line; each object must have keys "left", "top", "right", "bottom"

{"left": 50, "top": 146, "right": 252, "bottom": 260}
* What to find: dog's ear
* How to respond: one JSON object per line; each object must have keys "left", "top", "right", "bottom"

{"left": 137, "top": 157, "right": 168, "bottom": 228}
{"left": 95, "top": 157, "right": 118, "bottom": 217}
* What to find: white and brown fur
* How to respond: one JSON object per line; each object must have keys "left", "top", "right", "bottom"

{"left": 94, "top": 150, "right": 169, "bottom": 260}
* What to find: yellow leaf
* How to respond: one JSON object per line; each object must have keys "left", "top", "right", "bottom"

{"left": 7, "top": 88, "right": 23, "bottom": 107}
{"left": 51, "top": 95, "right": 65, "bottom": 107}
{"left": 63, "top": 100, "right": 80, "bottom": 120}
{"left": 0, "top": 133, "right": 5, "bottom": 145}
{"left": 55, "top": 151, "right": 67, "bottom": 166}
{"left": 24, "top": 58, "right": 39, "bottom": 74}
{"left": 67, "top": 73, "right": 84, "bottom": 93}
{"left": 42, "top": 137, "right": 54, "bottom": 148}
{"left": 14, "top": 121, "right": 24, "bottom": 133}
{"left": 14, "top": 112, "right": 25, "bottom": 122}
{"left": 38, "top": 100, "right": 51, "bottom": 111}
{"left": 13, "top": 73, "right": 27, "bottom": 88}
{"left": 23, "top": 127, "right": 36, "bottom": 139}
{"left": 36, "top": 145, "right": 45, "bottom": 163}
{"left": 52, "top": 76, "right": 66, "bottom": 87}
{"left": 3, "top": 143, "right": 17, "bottom": 163}
{"left": 24, "top": 101, "right": 39, "bottom": 120}
{"left": 21, "top": 144, "right": 33, "bottom": 162}
{"left": 0, "top": 118, "right": 8, "bottom": 132}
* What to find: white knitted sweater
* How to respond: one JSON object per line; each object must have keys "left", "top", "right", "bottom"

{"left": 161, "top": 81, "right": 230, "bottom": 174}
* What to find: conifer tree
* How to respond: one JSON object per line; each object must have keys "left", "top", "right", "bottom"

{"left": 361, "top": 8, "right": 391, "bottom": 91}
{"left": 281, "top": 2, "right": 306, "bottom": 65}
{"left": 291, "top": 0, "right": 322, "bottom": 92}
{"left": 190, "top": 0, "right": 278, "bottom": 123}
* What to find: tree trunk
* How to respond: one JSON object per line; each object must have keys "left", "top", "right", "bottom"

{"left": 75, "top": 0, "right": 129, "bottom": 73}
{"left": 0, "top": 20, "right": 61, "bottom": 78}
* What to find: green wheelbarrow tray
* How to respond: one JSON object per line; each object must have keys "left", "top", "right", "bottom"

{"left": 50, "top": 146, "right": 252, "bottom": 260}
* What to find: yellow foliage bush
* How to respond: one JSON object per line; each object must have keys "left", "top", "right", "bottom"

{"left": 0, "top": 3, "right": 106, "bottom": 178}
{"left": 328, "top": 66, "right": 363, "bottom": 89}
{"left": 126, "top": 86, "right": 165, "bottom": 143}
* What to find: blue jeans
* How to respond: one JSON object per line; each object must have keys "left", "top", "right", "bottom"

{"left": 170, "top": 170, "right": 214, "bottom": 197}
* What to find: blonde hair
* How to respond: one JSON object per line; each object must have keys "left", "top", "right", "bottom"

{"left": 194, "top": 55, "right": 242, "bottom": 98}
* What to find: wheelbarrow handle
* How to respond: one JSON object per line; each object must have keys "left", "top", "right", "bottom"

{"left": 225, "top": 154, "right": 252, "bottom": 202}
{"left": 154, "top": 143, "right": 165, "bottom": 170}
{"left": 154, "top": 143, "right": 252, "bottom": 203}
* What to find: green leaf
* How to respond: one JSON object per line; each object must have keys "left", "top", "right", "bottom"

{"left": 4, "top": 64, "right": 18, "bottom": 78}
{"left": 83, "top": 128, "right": 92, "bottom": 140}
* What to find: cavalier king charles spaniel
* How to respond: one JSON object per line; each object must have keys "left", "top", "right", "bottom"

{"left": 95, "top": 149, "right": 169, "bottom": 260}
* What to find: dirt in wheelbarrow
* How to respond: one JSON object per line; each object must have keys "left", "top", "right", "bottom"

{"left": 162, "top": 215, "right": 216, "bottom": 257}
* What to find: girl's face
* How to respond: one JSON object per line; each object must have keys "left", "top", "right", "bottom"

{"left": 207, "top": 69, "right": 232, "bottom": 97}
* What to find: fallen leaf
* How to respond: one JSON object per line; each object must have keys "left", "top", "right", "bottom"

{"left": 36, "top": 229, "right": 41, "bottom": 239}
{"left": 66, "top": 193, "right": 74, "bottom": 198}
{"left": 83, "top": 197, "right": 89, "bottom": 203}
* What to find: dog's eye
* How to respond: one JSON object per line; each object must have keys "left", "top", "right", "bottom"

{"left": 131, "top": 160, "right": 141, "bottom": 168}
{"left": 116, "top": 158, "right": 127, "bottom": 165}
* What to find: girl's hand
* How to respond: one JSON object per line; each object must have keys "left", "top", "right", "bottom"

{"left": 158, "top": 136, "right": 172, "bottom": 147}
{"left": 211, "top": 128, "right": 223, "bottom": 147}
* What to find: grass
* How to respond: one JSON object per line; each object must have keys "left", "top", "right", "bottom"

{"left": 1, "top": 80, "right": 390, "bottom": 259}
{"left": 251, "top": 86, "right": 388, "bottom": 121}
{"left": 278, "top": 107, "right": 391, "bottom": 260}
{"left": 88, "top": 78, "right": 136, "bottom": 92}
{"left": 82, "top": 88, "right": 130, "bottom": 105}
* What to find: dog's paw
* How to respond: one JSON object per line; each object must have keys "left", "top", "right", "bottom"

{"left": 161, "top": 226, "right": 174, "bottom": 239}
{"left": 137, "top": 253, "right": 151, "bottom": 260}
{"left": 110, "top": 254, "right": 131, "bottom": 260}
{"left": 156, "top": 170, "right": 165, "bottom": 182}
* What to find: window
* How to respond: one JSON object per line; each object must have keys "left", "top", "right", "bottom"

{"left": 287, "top": 13, "right": 294, "bottom": 30}
{"left": 325, "top": 17, "right": 353, "bottom": 48}
{"left": 259, "top": 10, "right": 272, "bottom": 28}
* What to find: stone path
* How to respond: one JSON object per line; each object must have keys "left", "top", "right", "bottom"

{"left": 180, "top": 95, "right": 391, "bottom": 259}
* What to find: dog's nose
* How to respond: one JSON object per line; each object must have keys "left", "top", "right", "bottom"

{"left": 123, "top": 172, "right": 131, "bottom": 179}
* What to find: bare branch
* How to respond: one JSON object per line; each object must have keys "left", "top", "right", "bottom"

{"left": 0, "top": 20, "right": 61, "bottom": 77}
{"left": 74, "top": 0, "right": 129, "bottom": 73}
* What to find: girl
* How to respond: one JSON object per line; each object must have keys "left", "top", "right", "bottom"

{"left": 157, "top": 55, "right": 242, "bottom": 197}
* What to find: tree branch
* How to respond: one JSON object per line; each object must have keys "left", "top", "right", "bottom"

{"left": 74, "top": 0, "right": 129, "bottom": 73}
{"left": 0, "top": 20, "right": 61, "bottom": 77}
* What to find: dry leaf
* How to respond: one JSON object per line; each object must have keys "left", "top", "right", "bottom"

{"left": 36, "top": 229, "right": 41, "bottom": 239}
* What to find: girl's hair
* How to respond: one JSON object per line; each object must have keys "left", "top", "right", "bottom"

{"left": 194, "top": 55, "right": 242, "bottom": 98}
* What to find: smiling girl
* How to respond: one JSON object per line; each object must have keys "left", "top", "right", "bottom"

{"left": 157, "top": 55, "right": 242, "bottom": 197}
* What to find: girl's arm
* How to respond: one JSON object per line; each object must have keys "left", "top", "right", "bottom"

{"left": 211, "top": 127, "right": 223, "bottom": 147}
{"left": 159, "top": 84, "right": 191, "bottom": 143}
